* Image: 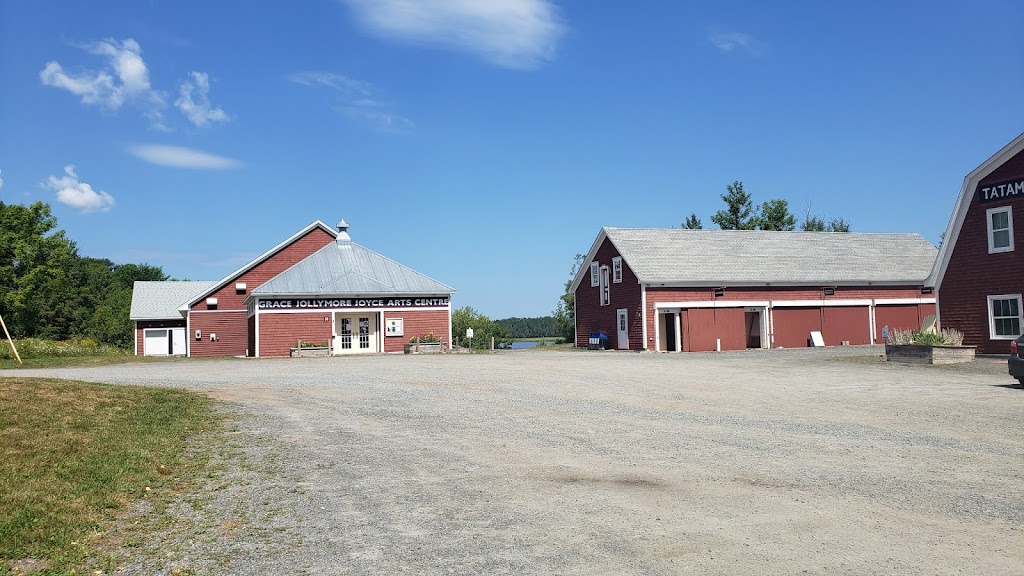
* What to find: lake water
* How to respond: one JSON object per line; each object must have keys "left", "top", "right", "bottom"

{"left": 504, "top": 341, "right": 554, "bottom": 350}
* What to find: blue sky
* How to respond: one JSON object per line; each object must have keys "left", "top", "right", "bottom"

{"left": 1, "top": 1, "right": 1022, "bottom": 319}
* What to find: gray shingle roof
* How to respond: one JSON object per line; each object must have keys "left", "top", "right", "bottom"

{"left": 603, "top": 228, "right": 938, "bottom": 285}
{"left": 130, "top": 281, "right": 217, "bottom": 320}
{"left": 252, "top": 240, "right": 455, "bottom": 296}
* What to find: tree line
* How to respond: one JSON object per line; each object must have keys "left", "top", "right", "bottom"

{"left": 683, "top": 180, "right": 850, "bottom": 232}
{"left": 1, "top": 201, "right": 167, "bottom": 346}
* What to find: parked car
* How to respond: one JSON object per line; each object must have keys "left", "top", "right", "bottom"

{"left": 1009, "top": 335, "right": 1024, "bottom": 384}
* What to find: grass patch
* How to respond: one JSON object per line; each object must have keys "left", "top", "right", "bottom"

{"left": 0, "top": 377, "right": 217, "bottom": 574}
{"left": 510, "top": 337, "right": 566, "bottom": 344}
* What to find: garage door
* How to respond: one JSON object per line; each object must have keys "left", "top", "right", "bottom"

{"left": 822, "top": 306, "right": 871, "bottom": 346}
{"left": 144, "top": 329, "right": 170, "bottom": 356}
{"left": 875, "top": 304, "right": 932, "bottom": 342}
{"left": 772, "top": 307, "right": 822, "bottom": 348}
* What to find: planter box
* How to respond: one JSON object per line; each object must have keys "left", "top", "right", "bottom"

{"left": 404, "top": 342, "right": 443, "bottom": 354}
{"left": 885, "top": 344, "right": 976, "bottom": 365}
{"left": 290, "top": 347, "right": 330, "bottom": 358}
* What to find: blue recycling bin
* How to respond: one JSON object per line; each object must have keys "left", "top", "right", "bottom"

{"left": 588, "top": 331, "right": 608, "bottom": 350}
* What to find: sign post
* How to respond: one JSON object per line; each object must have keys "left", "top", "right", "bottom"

{"left": 466, "top": 327, "right": 474, "bottom": 353}
{"left": 0, "top": 313, "right": 22, "bottom": 365}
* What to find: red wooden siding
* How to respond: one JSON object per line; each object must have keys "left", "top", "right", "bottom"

{"left": 135, "top": 319, "right": 185, "bottom": 355}
{"left": 682, "top": 308, "right": 745, "bottom": 351}
{"left": 772, "top": 307, "right": 822, "bottom": 348}
{"left": 573, "top": 237, "right": 643, "bottom": 349}
{"left": 186, "top": 226, "right": 336, "bottom": 356}
{"left": 384, "top": 310, "right": 450, "bottom": 353}
{"left": 188, "top": 311, "right": 247, "bottom": 357}
{"left": 258, "top": 312, "right": 334, "bottom": 357}
{"left": 192, "top": 227, "right": 336, "bottom": 313}
{"left": 822, "top": 306, "right": 870, "bottom": 345}
{"left": 939, "top": 146, "right": 1024, "bottom": 354}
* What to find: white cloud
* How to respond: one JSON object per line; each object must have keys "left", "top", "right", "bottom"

{"left": 45, "top": 165, "right": 115, "bottom": 213}
{"left": 129, "top": 144, "right": 242, "bottom": 170}
{"left": 291, "top": 71, "right": 414, "bottom": 132}
{"left": 342, "top": 0, "right": 564, "bottom": 70}
{"left": 709, "top": 32, "right": 760, "bottom": 55}
{"left": 40, "top": 38, "right": 165, "bottom": 121}
{"left": 175, "top": 71, "right": 230, "bottom": 127}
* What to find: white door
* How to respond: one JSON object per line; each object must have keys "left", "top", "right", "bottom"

{"left": 144, "top": 329, "right": 169, "bottom": 356}
{"left": 171, "top": 328, "right": 186, "bottom": 355}
{"left": 617, "top": 308, "right": 629, "bottom": 350}
{"left": 334, "top": 314, "right": 378, "bottom": 354}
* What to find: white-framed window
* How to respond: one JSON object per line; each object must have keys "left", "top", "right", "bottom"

{"left": 612, "top": 256, "right": 623, "bottom": 283}
{"left": 988, "top": 294, "right": 1023, "bottom": 339}
{"left": 600, "top": 266, "right": 610, "bottom": 306}
{"left": 987, "top": 206, "right": 1013, "bottom": 253}
{"left": 590, "top": 262, "right": 600, "bottom": 287}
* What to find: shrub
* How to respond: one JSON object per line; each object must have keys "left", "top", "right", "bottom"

{"left": 0, "top": 338, "right": 129, "bottom": 360}
{"left": 409, "top": 333, "right": 441, "bottom": 344}
{"left": 886, "top": 328, "right": 965, "bottom": 346}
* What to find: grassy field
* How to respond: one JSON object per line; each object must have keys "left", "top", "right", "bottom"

{"left": 0, "top": 378, "right": 218, "bottom": 575}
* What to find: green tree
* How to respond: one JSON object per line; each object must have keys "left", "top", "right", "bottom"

{"left": 827, "top": 217, "right": 851, "bottom": 232}
{"left": 756, "top": 199, "right": 797, "bottom": 231}
{"left": 682, "top": 213, "right": 703, "bottom": 229}
{"left": 553, "top": 253, "right": 584, "bottom": 342}
{"left": 710, "top": 181, "right": 757, "bottom": 230}
{"left": 0, "top": 201, "right": 79, "bottom": 338}
{"left": 452, "top": 306, "right": 511, "bottom": 350}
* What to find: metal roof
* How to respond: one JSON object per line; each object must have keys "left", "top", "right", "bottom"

{"left": 130, "top": 281, "right": 217, "bottom": 320}
{"left": 574, "top": 228, "right": 938, "bottom": 289}
{"left": 252, "top": 240, "right": 455, "bottom": 296}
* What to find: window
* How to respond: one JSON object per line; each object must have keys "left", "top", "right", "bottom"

{"left": 989, "top": 294, "right": 1023, "bottom": 339}
{"left": 590, "top": 262, "right": 600, "bottom": 287}
{"left": 600, "top": 266, "right": 610, "bottom": 306}
{"left": 612, "top": 257, "right": 623, "bottom": 283}
{"left": 987, "top": 206, "right": 1013, "bottom": 253}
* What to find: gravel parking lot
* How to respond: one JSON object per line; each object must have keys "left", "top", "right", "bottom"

{"left": 6, "top": 347, "right": 1022, "bottom": 575}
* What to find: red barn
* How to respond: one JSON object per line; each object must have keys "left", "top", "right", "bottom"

{"left": 930, "top": 132, "right": 1024, "bottom": 354}
{"left": 130, "top": 219, "right": 455, "bottom": 357}
{"left": 571, "top": 228, "right": 937, "bottom": 352}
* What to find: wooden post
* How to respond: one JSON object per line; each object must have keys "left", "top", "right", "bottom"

{"left": 0, "top": 313, "right": 22, "bottom": 365}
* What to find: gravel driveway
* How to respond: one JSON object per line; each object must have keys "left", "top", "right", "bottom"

{"left": 5, "top": 347, "right": 1022, "bottom": 575}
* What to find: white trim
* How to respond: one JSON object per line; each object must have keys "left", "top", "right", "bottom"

{"left": 874, "top": 298, "right": 936, "bottom": 306}
{"left": 571, "top": 228, "right": 610, "bottom": 294}
{"left": 188, "top": 308, "right": 247, "bottom": 314}
{"left": 654, "top": 300, "right": 771, "bottom": 310}
{"left": 869, "top": 304, "right": 877, "bottom": 344}
{"left": 929, "top": 131, "right": 1024, "bottom": 289}
{"left": 769, "top": 299, "right": 872, "bottom": 308}
{"left": 612, "top": 257, "right": 623, "bottom": 283}
{"left": 987, "top": 293, "right": 1023, "bottom": 340}
{"left": 599, "top": 266, "right": 610, "bottom": 306}
{"left": 590, "top": 261, "right": 600, "bottom": 287}
{"left": 640, "top": 284, "right": 648, "bottom": 350}
{"left": 448, "top": 302, "right": 453, "bottom": 351}
{"left": 180, "top": 220, "right": 338, "bottom": 312}
{"left": 674, "top": 312, "right": 682, "bottom": 352}
{"left": 254, "top": 308, "right": 260, "bottom": 357}
{"left": 257, "top": 306, "right": 450, "bottom": 314}
{"left": 133, "top": 321, "right": 138, "bottom": 356}
{"left": 986, "top": 205, "right": 1014, "bottom": 254}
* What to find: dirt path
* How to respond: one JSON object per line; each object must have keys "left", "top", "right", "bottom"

{"left": 5, "top": 348, "right": 1022, "bottom": 574}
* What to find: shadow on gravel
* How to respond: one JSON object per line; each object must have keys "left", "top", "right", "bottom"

{"left": 991, "top": 383, "right": 1024, "bottom": 390}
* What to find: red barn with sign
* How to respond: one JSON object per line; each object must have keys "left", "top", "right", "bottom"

{"left": 929, "top": 132, "right": 1024, "bottom": 354}
{"left": 130, "top": 220, "right": 455, "bottom": 357}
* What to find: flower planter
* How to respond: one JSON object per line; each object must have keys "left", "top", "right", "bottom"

{"left": 404, "top": 342, "right": 443, "bottom": 354}
{"left": 289, "top": 346, "right": 331, "bottom": 358}
{"left": 885, "top": 344, "right": 976, "bottom": 365}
